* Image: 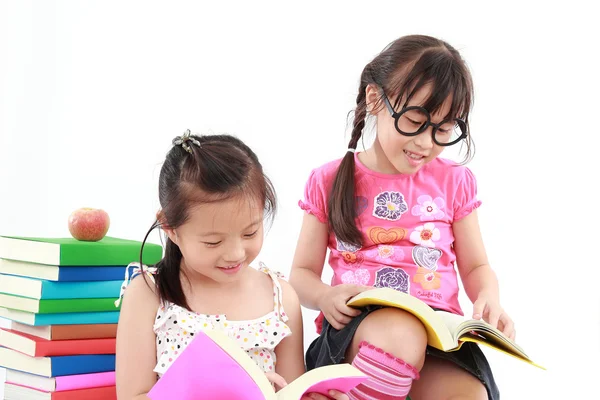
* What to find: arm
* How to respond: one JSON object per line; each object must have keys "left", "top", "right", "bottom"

{"left": 274, "top": 280, "right": 349, "bottom": 400}
{"left": 290, "top": 213, "right": 369, "bottom": 330}
{"left": 115, "top": 276, "right": 161, "bottom": 399}
{"left": 453, "top": 209, "right": 515, "bottom": 339}
{"left": 273, "top": 279, "right": 307, "bottom": 383}
{"left": 289, "top": 213, "right": 331, "bottom": 310}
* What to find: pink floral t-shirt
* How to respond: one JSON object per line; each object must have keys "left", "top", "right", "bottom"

{"left": 299, "top": 153, "right": 481, "bottom": 333}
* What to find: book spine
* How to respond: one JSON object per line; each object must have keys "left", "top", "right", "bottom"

{"left": 37, "top": 298, "right": 121, "bottom": 314}
{"left": 57, "top": 266, "right": 127, "bottom": 282}
{"left": 59, "top": 240, "right": 162, "bottom": 266}
{"left": 51, "top": 324, "right": 118, "bottom": 340}
{"left": 51, "top": 354, "right": 115, "bottom": 376}
{"left": 34, "top": 312, "right": 120, "bottom": 326}
{"left": 55, "top": 371, "right": 116, "bottom": 391}
{"left": 40, "top": 281, "right": 122, "bottom": 299}
{"left": 36, "top": 338, "right": 116, "bottom": 357}
{"left": 54, "top": 385, "right": 117, "bottom": 400}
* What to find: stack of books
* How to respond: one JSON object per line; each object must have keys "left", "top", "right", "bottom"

{"left": 0, "top": 236, "right": 162, "bottom": 399}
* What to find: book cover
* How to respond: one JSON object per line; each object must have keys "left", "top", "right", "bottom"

{"left": 5, "top": 369, "right": 116, "bottom": 392}
{"left": 0, "top": 346, "right": 115, "bottom": 377}
{"left": 3, "top": 382, "right": 116, "bottom": 399}
{"left": 0, "top": 236, "right": 162, "bottom": 266}
{"left": 148, "top": 330, "right": 367, "bottom": 400}
{"left": 9, "top": 322, "right": 118, "bottom": 340}
{"left": 0, "top": 328, "right": 116, "bottom": 356}
{"left": 347, "top": 288, "right": 544, "bottom": 369}
{"left": 0, "top": 275, "right": 122, "bottom": 299}
{"left": 0, "top": 294, "right": 120, "bottom": 314}
{"left": 0, "top": 307, "right": 120, "bottom": 326}
{"left": 0, "top": 259, "right": 127, "bottom": 281}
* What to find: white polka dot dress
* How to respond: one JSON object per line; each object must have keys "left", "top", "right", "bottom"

{"left": 119, "top": 263, "right": 291, "bottom": 377}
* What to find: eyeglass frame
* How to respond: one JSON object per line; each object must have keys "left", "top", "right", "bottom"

{"left": 380, "top": 92, "right": 468, "bottom": 147}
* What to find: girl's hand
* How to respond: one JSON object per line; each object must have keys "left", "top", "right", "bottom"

{"left": 269, "top": 371, "right": 350, "bottom": 400}
{"left": 266, "top": 371, "right": 288, "bottom": 391}
{"left": 472, "top": 292, "right": 515, "bottom": 340}
{"left": 302, "top": 390, "right": 350, "bottom": 400}
{"left": 318, "top": 284, "right": 371, "bottom": 330}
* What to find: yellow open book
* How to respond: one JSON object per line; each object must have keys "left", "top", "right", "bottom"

{"left": 347, "top": 288, "right": 544, "bottom": 370}
{"left": 148, "top": 329, "right": 367, "bottom": 400}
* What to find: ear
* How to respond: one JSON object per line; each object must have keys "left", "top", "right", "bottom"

{"left": 365, "top": 84, "right": 384, "bottom": 115}
{"left": 156, "top": 209, "right": 178, "bottom": 244}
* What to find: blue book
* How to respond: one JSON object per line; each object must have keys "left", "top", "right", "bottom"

{"left": 0, "top": 274, "right": 122, "bottom": 299}
{"left": 0, "top": 308, "right": 120, "bottom": 325}
{"left": 0, "top": 259, "right": 126, "bottom": 281}
{"left": 0, "top": 346, "right": 115, "bottom": 377}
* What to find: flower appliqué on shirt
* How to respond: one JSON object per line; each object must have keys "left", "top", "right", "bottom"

{"left": 374, "top": 266, "right": 410, "bottom": 293}
{"left": 411, "top": 195, "right": 446, "bottom": 221}
{"left": 373, "top": 191, "right": 408, "bottom": 221}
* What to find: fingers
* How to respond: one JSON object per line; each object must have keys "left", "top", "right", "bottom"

{"left": 265, "top": 372, "right": 287, "bottom": 390}
{"left": 498, "top": 313, "right": 515, "bottom": 341}
{"left": 487, "top": 308, "right": 501, "bottom": 330}
{"left": 472, "top": 298, "right": 486, "bottom": 320}
{"left": 303, "top": 391, "right": 349, "bottom": 400}
{"left": 326, "top": 311, "right": 349, "bottom": 330}
{"left": 339, "top": 303, "right": 362, "bottom": 318}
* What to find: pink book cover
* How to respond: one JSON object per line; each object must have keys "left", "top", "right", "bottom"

{"left": 147, "top": 331, "right": 365, "bottom": 400}
{"left": 56, "top": 371, "right": 116, "bottom": 391}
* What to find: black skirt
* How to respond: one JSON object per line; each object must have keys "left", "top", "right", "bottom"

{"left": 305, "top": 305, "right": 499, "bottom": 400}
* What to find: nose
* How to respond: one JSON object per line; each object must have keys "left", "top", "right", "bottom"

{"left": 223, "top": 239, "right": 245, "bottom": 264}
{"left": 413, "top": 126, "right": 434, "bottom": 150}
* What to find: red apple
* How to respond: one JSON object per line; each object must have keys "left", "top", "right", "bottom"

{"left": 68, "top": 208, "right": 110, "bottom": 241}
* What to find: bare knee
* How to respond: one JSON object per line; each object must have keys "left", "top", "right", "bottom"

{"left": 349, "top": 307, "right": 428, "bottom": 369}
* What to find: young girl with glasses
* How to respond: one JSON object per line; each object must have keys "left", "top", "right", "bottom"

{"left": 290, "top": 35, "right": 512, "bottom": 400}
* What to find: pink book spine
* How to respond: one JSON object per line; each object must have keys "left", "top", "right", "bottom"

{"left": 55, "top": 371, "right": 116, "bottom": 391}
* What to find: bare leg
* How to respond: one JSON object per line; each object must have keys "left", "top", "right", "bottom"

{"left": 409, "top": 356, "right": 488, "bottom": 400}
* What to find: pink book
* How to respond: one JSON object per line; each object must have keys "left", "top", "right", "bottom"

{"left": 148, "top": 330, "right": 366, "bottom": 400}
{"left": 5, "top": 369, "right": 115, "bottom": 392}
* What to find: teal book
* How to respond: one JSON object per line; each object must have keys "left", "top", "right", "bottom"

{"left": 0, "top": 307, "right": 120, "bottom": 326}
{"left": 0, "top": 275, "right": 122, "bottom": 299}
{"left": 0, "top": 236, "right": 162, "bottom": 266}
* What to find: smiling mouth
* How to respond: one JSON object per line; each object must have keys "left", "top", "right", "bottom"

{"left": 404, "top": 150, "right": 425, "bottom": 160}
{"left": 218, "top": 263, "right": 241, "bottom": 270}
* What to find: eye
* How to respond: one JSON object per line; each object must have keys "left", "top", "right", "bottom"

{"left": 244, "top": 230, "right": 259, "bottom": 238}
{"left": 407, "top": 117, "right": 424, "bottom": 126}
{"left": 203, "top": 241, "right": 222, "bottom": 247}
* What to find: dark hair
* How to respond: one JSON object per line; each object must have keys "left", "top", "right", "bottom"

{"left": 139, "top": 133, "right": 277, "bottom": 309}
{"left": 329, "top": 34, "right": 474, "bottom": 248}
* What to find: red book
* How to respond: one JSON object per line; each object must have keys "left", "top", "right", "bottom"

{"left": 3, "top": 383, "right": 116, "bottom": 400}
{"left": 0, "top": 328, "right": 116, "bottom": 357}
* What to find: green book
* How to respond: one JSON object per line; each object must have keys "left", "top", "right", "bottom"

{"left": 0, "top": 236, "right": 162, "bottom": 266}
{"left": 0, "top": 293, "right": 121, "bottom": 314}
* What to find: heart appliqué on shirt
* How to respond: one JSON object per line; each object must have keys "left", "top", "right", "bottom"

{"left": 368, "top": 227, "right": 407, "bottom": 245}
{"left": 412, "top": 245, "right": 442, "bottom": 270}
{"left": 341, "top": 269, "right": 370, "bottom": 285}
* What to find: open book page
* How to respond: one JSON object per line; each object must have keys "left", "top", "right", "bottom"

{"left": 276, "top": 364, "right": 367, "bottom": 400}
{"left": 347, "top": 288, "right": 455, "bottom": 350}
{"left": 434, "top": 310, "right": 527, "bottom": 356}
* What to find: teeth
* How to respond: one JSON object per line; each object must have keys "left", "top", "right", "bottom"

{"left": 404, "top": 150, "right": 423, "bottom": 159}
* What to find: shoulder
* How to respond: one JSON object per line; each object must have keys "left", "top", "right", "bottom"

{"left": 121, "top": 274, "right": 160, "bottom": 312}
{"left": 306, "top": 157, "right": 344, "bottom": 185}
{"left": 257, "top": 264, "right": 301, "bottom": 315}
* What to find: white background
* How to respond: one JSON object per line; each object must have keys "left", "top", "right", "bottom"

{"left": 1, "top": 1, "right": 598, "bottom": 398}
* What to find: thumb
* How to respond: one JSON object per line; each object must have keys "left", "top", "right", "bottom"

{"left": 265, "top": 372, "right": 288, "bottom": 389}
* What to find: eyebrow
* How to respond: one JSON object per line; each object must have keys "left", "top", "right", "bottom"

{"left": 197, "top": 219, "right": 262, "bottom": 237}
